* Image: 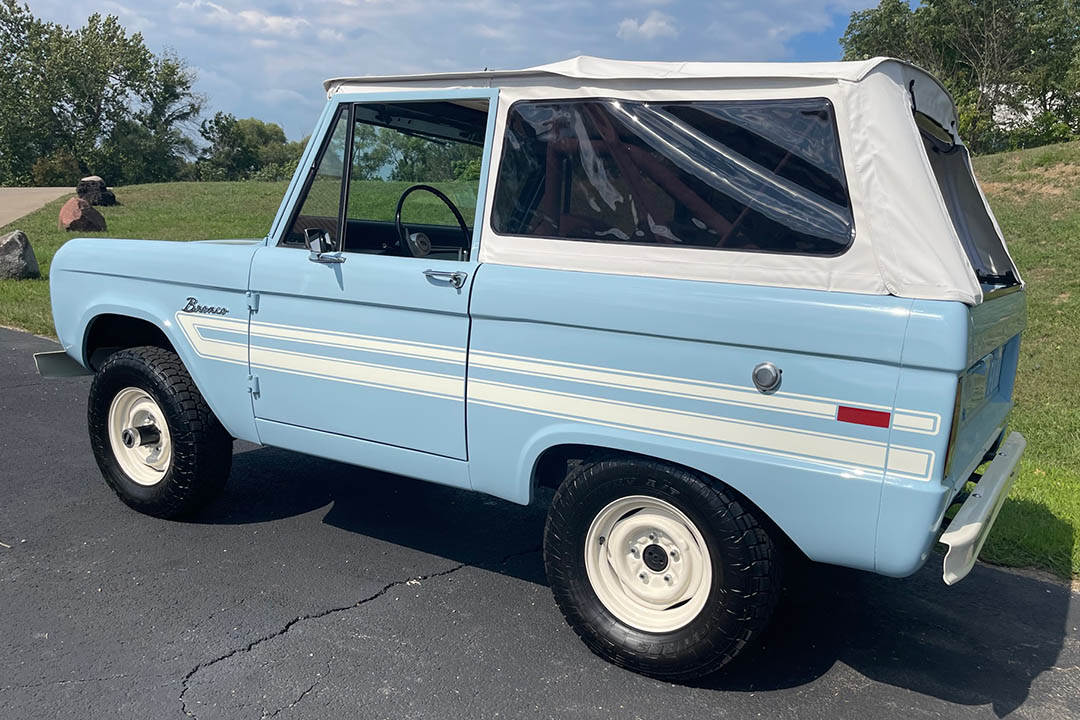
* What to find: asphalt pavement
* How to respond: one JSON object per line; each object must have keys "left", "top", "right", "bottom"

{"left": 1, "top": 326, "right": 1077, "bottom": 719}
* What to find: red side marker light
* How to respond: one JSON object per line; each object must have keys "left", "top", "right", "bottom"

{"left": 837, "top": 405, "right": 891, "bottom": 428}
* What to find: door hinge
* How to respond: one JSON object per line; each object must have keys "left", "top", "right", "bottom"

{"left": 246, "top": 291, "right": 260, "bottom": 313}
{"left": 247, "top": 374, "right": 260, "bottom": 396}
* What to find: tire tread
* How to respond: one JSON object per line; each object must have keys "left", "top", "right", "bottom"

{"left": 544, "top": 452, "right": 781, "bottom": 680}
{"left": 88, "top": 346, "right": 231, "bottom": 518}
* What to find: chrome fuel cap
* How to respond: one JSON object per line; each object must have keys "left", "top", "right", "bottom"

{"left": 752, "top": 362, "right": 782, "bottom": 394}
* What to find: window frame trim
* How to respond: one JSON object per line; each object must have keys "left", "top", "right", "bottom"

{"left": 270, "top": 88, "right": 500, "bottom": 262}
{"left": 277, "top": 104, "right": 350, "bottom": 248}
{"left": 487, "top": 96, "right": 857, "bottom": 260}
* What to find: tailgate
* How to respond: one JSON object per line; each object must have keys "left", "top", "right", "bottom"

{"left": 944, "top": 289, "right": 1027, "bottom": 490}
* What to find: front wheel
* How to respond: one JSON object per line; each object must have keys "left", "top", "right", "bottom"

{"left": 88, "top": 346, "right": 232, "bottom": 518}
{"left": 544, "top": 455, "right": 781, "bottom": 680}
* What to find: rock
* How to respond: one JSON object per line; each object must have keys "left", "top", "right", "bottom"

{"left": 0, "top": 230, "right": 41, "bottom": 279}
{"left": 58, "top": 197, "right": 107, "bottom": 232}
{"left": 76, "top": 175, "right": 117, "bottom": 206}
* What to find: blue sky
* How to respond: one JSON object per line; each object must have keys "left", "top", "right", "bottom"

{"left": 28, "top": 0, "right": 874, "bottom": 140}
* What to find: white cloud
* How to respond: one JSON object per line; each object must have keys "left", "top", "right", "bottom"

{"left": 616, "top": 10, "right": 678, "bottom": 41}
{"left": 257, "top": 88, "right": 309, "bottom": 106}
{"left": 24, "top": 0, "right": 876, "bottom": 139}
{"left": 317, "top": 29, "right": 345, "bottom": 43}
{"left": 472, "top": 24, "right": 511, "bottom": 39}
{"left": 174, "top": 1, "right": 309, "bottom": 37}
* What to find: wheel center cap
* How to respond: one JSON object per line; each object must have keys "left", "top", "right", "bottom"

{"left": 642, "top": 543, "right": 669, "bottom": 572}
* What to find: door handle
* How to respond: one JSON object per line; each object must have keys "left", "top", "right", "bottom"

{"left": 423, "top": 269, "right": 467, "bottom": 289}
{"left": 308, "top": 250, "right": 345, "bottom": 264}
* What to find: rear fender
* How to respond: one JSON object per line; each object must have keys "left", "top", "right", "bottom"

{"left": 471, "top": 423, "right": 884, "bottom": 573}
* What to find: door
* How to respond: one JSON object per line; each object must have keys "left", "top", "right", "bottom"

{"left": 247, "top": 91, "right": 497, "bottom": 460}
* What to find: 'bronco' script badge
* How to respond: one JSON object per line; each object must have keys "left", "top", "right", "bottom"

{"left": 182, "top": 297, "right": 229, "bottom": 315}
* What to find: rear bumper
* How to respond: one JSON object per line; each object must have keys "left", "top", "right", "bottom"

{"left": 940, "top": 431, "right": 1025, "bottom": 585}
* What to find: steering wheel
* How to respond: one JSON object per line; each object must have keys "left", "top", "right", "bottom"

{"left": 394, "top": 184, "right": 471, "bottom": 258}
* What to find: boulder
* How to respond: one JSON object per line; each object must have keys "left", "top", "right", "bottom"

{"left": 58, "top": 197, "right": 107, "bottom": 232}
{"left": 0, "top": 230, "right": 41, "bottom": 279}
{"left": 76, "top": 175, "right": 117, "bottom": 206}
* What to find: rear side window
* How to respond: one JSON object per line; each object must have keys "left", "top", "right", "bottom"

{"left": 491, "top": 98, "right": 854, "bottom": 256}
{"left": 919, "top": 122, "right": 1018, "bottom": 287}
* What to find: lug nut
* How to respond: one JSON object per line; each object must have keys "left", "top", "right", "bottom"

{"left": 630, "top": 547, "right": 638, "bottom": 557}
{"left": 648, "top": 533, "right": 656, "bottom": 541}
{"left": 638, "top": 572, "right": 647, "bottom": 581}
{"left": 663, "top": 575, "right": 671, "bottom": 583}
{"left": 598, "top": 536, "right": 605, "bottom": 546}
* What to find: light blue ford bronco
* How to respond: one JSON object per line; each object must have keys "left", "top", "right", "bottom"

{"left": 38, "top": 57, "right": 1027, "bottom": 679}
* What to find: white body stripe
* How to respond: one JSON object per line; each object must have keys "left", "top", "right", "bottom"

{"left": 250, "top": 346, "right": 463, "bottom": 400}
{"left": 249, "top": 319, "right": 466, "bottom": 365}
{"left": 471, "top": 349, "right": 941, "bottom": 434}
{"left": 470, "top": 351, "right": 838, "bottom": 419}
{"left": 175, "top": 313, "right": 247, "bottom": 364}
{"left": 891, "top": 412, "right": 939, "bottom": 434}
{"left": 175, "top": 312, "right": 938, "bottom": 480}
{"left": 469, "top": 379, "right": 934, "bottom": 481}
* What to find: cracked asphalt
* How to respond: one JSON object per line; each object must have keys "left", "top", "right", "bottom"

{"left": 1, "top": 326, "right": 1078, "bottom": 719}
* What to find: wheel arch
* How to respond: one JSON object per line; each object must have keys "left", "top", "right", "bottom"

{"left": 522, "top": 432, "right": 804, "bottom": 561}
{"left": 83, "top": 313, "right": 177, "bottom": 371}
{"left": 75, "top": 305, "right": 258, "bottom": 443}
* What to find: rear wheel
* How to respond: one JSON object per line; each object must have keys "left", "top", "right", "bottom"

{"left": 88, "top": 346, "right": 231, "bottom": 518}
{"left": 544, "top": 455, "right": 781, "bottom": 680}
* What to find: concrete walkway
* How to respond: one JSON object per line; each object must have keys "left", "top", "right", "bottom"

{"left": 0, "top": 187, "right": 72, "bottom": 227}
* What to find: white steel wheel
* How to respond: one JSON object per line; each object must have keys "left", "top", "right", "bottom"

{"left": 584, "top": 494, "right": 713, "bottom": 633}
{"left": 107, "top": 387, "right": 172, "bottom": 487}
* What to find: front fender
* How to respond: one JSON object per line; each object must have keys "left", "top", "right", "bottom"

{"left": 49, "top": 237, "right": 261, "bottom": 443}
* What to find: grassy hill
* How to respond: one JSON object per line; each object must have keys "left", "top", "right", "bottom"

{"left": 971, "top": 143, "right": 1080, "bottom": 578}
{"left": 1, "top": 146, "right": 1078, "bottom": 578}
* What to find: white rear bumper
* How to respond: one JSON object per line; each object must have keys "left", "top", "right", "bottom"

{"left": 940, "top": 431, "right": 1025, "bottom": 585}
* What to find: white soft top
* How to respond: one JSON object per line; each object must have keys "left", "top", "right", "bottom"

{"left": 326, "top": 57, "right": 1018, "bottom": 305}
{"left": 327, "top": 55, "right": 940, "bottom": 94}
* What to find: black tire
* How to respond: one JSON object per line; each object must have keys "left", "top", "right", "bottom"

{"left": 88, "top": 346, "right": 232, "bottom": 519}
{"left": 544, "top": 454, "right": 781, "bottom": 680}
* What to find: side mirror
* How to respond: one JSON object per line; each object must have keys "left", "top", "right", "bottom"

{"left": 304, "top": 228, "right": 345, "bottom": 264}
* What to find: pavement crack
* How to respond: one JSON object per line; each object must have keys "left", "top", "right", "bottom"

{"left": 178, "top": 546, "right": 543, "bottom": 718}
{"left": 0, "top": 673, "right": 138, "bottom": 691}
{"left": 490, "top": 545, "right": 543, "bottom": 568}
{"left": 0, "top": 381, "right": 47, "bottom": 391}
{"left": 178, "top": 563, "right": 465, "bottom": 718}
{"left": 261, "top": 658, "right": 332, "bottom": 719}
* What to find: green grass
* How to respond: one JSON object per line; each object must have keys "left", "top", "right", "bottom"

{"left": 0, "top": 182, "right": 288, "bottom": 334}
{"left": 2, "top": 153, "right": 1078, "bottom": 578}
{"left": 971, "top": 143, "right": 1080, "bottom": 579}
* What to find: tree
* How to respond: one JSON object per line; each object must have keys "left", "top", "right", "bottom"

{"left": 0, "top": 2, "right": 203, "bottom": 185}
{"left": 350, "top": 125, "right": 484, "bottom": 183}
{"left": 0, "top": 0, "right": 56, "bottom": 183}
{"left": 96, "top": 55, "right": 204, "bottom": 184}
{"left": 196, "top": 114, "right": 305, "bottom": 181}
{"left": 840, "top": 0, "right": 1080, "bottom": 152}
{"left": 196, "top": 112, "right": 259, "bottom": 180}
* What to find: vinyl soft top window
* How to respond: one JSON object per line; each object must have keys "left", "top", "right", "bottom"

{"left": 919, "top": 121, "right": 1019, "bottom": 288}
{"left": 491, "top": 97, "right": 854, "bottom": 257}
